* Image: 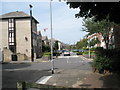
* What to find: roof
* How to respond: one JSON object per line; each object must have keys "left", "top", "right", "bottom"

{"left": 0, "top": 11, "right": 29, "bottom": 18}
{"left": 0, "top": 11, "right": 39, "bottom": 23}
{"left": 42, "top": 36, "right": 48, "bottom": 40}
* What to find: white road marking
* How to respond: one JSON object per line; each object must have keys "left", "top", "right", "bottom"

{"left": 58, "top": 55, "right": 79, "bottom": 59}
{"left": 36, "top": 76, "right": 52, "bottom": 84}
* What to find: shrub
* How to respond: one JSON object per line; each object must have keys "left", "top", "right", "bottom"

{"left": 93, "top": 56, "right": 112, "bottom": 73}
{"left": 77, "top": 52, "right": 83, "bottom": 55}
{"left": 83, "top": 51, "right": 95, "bottom": 55}
{"left": 93, "top": 47, "right": 120, "bottom": 74}
{"left": 83, "top": 51, "right": 89, "bottom": 55}
{"left": 43, "top": 52, "right": 51, "bottom": 57}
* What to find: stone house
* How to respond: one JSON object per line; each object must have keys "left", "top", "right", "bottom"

{"left": 49, "top": 38, "right": 63, "bottom": 50}
{"left": 42, "top": 36, "right": 49, "bottom": 46}
{"left": 36, "top": 31, "right": 43, "bottom": 58}
{"left": 0, "top": 11, "right": 42, "bottom": 62}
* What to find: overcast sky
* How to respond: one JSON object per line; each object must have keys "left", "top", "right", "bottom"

{"left": 0, "top": 0, "right": 87, "bottom": 45}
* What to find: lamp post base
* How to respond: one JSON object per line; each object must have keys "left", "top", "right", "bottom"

{"left": 52, "top": 70, "right": 54, "bottom": 74}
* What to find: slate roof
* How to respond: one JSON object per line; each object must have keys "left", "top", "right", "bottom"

{"left": 0, "top": 11, "right": 39, "bottom": 23}
{"left": 0, "top": 11, "right": 29, "bottom": 18}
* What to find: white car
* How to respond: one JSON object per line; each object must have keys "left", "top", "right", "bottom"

{"left": 63, "top": 50, "right": 70, "bottom": 56}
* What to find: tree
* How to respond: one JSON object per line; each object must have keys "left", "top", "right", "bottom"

{"left": 67, "top": 2, "right": 120, "bottom": 24}
{"left": 89, "top": 38, "right": 99, "bottom": 47}
{"left": 54, "top": 40, "right": 59, "bottom": 51}
{"left": 42, "top": 45, "right": 50, "bottom": 52}
{"left": 82, "top": 18, "right": 115, "bottom": 49}
{"left": 76, "top": 38, "right": 88, "bottom": 49}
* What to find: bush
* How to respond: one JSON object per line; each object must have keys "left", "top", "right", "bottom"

{"left": 83, "top": 51, "right": 95, "bottom": 55}
{"left": 43, "top": 52, "right": 51, "bottom": 57}
{"left": 93, "top": 56, "right": 112, "bottom": 73}
{"left": 93, "top": 47, "right": 120, "bottom": 74}
{"left": 77, "top": 52, "right": 83, "bottom": 55}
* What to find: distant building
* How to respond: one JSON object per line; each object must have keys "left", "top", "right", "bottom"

{"left": 0, "top": 11, "right": 42, "bottom": 62}
{"left": 49, "top": 38, "right": 63, "bottom": 50}
{"left": 87, "top": 33, "right": 105, "bottom": 48}
{"left": 87, "top": 27, "right": 119, "bottom": 49}
{"left": 42, "top": 36, "right": 49, "bottom": 45}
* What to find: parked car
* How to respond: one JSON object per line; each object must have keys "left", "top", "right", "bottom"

{"left": 56, "top": 50, "right": 62, "bottom": 54}
{"left": 63, "top": 50, "right": 70, "bottom": 56}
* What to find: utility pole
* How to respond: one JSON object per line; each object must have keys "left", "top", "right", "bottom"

{"left": 50, "top": 0, "right": 54, "bottom": 74}
{"left": 29, "top": 4, "right": 34, "bottom": 62}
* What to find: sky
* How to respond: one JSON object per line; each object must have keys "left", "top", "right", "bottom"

{"left": 0, "top": 0, "right": 88, "bottom": 45}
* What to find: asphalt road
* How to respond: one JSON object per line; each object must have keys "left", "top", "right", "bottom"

{"left": 2, "top": 52, "right": 92, "bottom": 89}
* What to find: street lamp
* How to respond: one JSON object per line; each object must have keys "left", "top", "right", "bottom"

{"left": 50, "top": 0, "right": 54, "bottom": 74}
{"left": 29, "top": 4, "right": 34, "bottom": 62}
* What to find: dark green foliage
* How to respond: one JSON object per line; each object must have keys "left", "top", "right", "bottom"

{"left": 82, "top": 18, "right": 115, "bottom": 49}
{"left": 89, "top": 38, "right": 100, "bottom": 47}
{"left": 53, "top": 52, "right": 60, "bottom": 56}
{"left": 93, "top": 47, "right": 120, "bottom": 73}
{"left": 67, "top": 2, "right": 120, "bottom": 24}
{"left": 83, "top": 51, "right": 95, "bottom": 55}
{"left": 54, "top": 40, "right": 59, "bottom": 51}
{"left": 42, "top": 45, "right": 50, "bottom": 52}
{"left": 76, "top": 52, "right": 83, "bottom": 55}
{"left": 76, "top": 38, "right": 88, "bottom": 49}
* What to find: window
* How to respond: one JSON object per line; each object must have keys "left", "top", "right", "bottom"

{"left": 8, "top": 19, "right": 16, "bottom": 53}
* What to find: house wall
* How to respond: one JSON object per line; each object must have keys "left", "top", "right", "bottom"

{"left": 0, "top": 20, "right": 9, "bottom": 50}
{"left": 36, "top": 33, "right": 42, "bottom": 58}
{"left": 1, "top": 17, "right": 40, "bottom": 61}
{"left": 15, "top": 19, "right": 31, "bottom": 59}
{"left": 32, "top": 20, "right": 38, "bottom": 59}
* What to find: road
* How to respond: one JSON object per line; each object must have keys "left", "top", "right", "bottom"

{"left": 2, "top": 52, "right": 92, "bottom": 89}
{"left": 45, "top": 52, "right": 92, "bottom": 87}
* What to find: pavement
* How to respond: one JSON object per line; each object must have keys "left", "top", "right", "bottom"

{"left": 44, "top": 55, "right": 120, "bottom": 88}
{"left": 2, "top": 55, "right": 120, "bottom": 89}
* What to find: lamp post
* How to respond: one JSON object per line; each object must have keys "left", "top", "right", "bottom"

{"left": 29, "top": 4, "right": 34, "bottom": 62}
{"left": 50, "top": 0, "right": 54, "bottom": 74}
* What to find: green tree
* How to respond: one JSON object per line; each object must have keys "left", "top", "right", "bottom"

{"left": 76, "top": 38, "right": 88, "bottom": 49}
{"left": 82, "top": 18, "right": 115, "bottom": 49}
{"left": 67, "top": 2, "right": 120, "bottom": 24}
{"left": 89, "top": 38, "right": 99, "bottom": 47}
{"left": 54, "top": 41, "right": 59, "bottom": 51}
{"left": 42, "top": 45, "right": 50, "bottom": 52}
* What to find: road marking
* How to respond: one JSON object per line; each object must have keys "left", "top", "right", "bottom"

{"left": 3, "top": 68, "right": 27, "bottom": 71}
{"left": 36, "top": 76, "right": 52, "bottom": 84}
{"left": 58, "top": 55, "right": 79, "bottom": 59}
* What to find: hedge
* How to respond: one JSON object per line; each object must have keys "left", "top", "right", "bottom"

{"left": 92, "top": 47, "right": 120, "bottom": 74}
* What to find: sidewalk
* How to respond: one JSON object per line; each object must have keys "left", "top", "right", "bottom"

{"left": 45, "top": 55, "right": 120, "bottom": 88}
{"left": 76, "top": 72, "right": 120, "bottom": 88}
{"left": 2, "top": 58, "right": 50, "bottom": 64}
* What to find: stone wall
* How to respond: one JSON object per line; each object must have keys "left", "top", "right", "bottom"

{"left": 16, "top": 19, "right": 31, "bottom": 59}
{"left": 17, "top": 53, "right": 28, "bottom": 61}
{"left": 3, "top": 48, "right": 13, "bottom": 62}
